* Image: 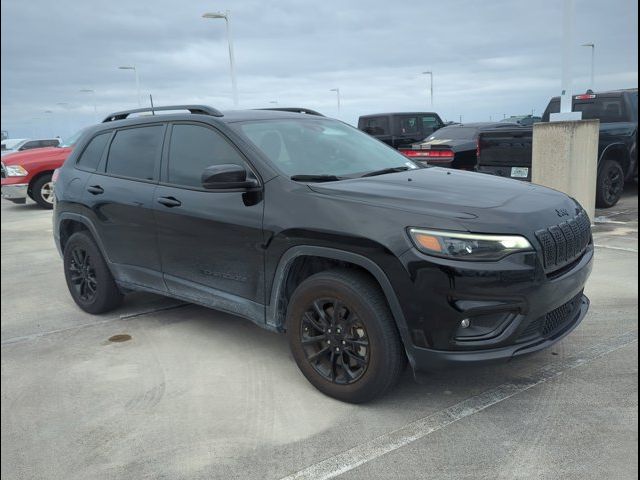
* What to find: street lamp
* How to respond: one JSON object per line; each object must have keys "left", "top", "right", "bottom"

{"left": 422, "top": 71, "right": 434, "bottom": 108}
{"left": 118, "top": 66, "right": 141, "bottom": 107}
{"left": 581, "top": 43, "right": 595, "bottom": 90}
{"left": 79, "top": 89, "right": 98, "bottom": 118}
{"left": 202, "top": 11, "right": 239, "bottom": 107}
{"left": 329, "top": 88, "right": 341, "bottom": 112}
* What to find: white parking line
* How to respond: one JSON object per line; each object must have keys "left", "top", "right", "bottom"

{"left": 279, "top": 330, "right": 638, "bottom": 480}
{"left": 594, "top": 244, "right": 638, "bottom": 253}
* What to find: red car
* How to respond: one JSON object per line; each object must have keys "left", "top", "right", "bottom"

{"left": 1, "top": 131, "right": 82, "bottom": 209}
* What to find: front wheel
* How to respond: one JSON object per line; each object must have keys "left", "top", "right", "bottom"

{"left": 286, "top": 269, "right": 406, "bottom": 403}
{"left": 596, "top": 159, "right": 624, "bottom": 208}
{"left": 30, "top": 174, "right": 55, "bottom": 209}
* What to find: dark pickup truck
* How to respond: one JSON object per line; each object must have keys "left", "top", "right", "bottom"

{"left": 358, "top": 112, "right": 445, "bottom": 149}
{"left": 477, "top": 89, "right": 638, "bottom": 208}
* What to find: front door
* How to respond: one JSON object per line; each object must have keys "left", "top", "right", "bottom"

{"left": 153, "top": 122, "right": 265, "bottom": 320}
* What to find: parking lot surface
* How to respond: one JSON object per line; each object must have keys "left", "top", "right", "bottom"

{"left": 1, "top": 187, "right": 638, "bottom": 480}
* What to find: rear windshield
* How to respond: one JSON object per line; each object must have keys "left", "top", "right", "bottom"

{"left": 426, "top": 126, "right": 477, "bottom": 141}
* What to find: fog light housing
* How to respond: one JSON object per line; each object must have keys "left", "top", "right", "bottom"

{"left": 454, "top": 312, "right": 517, "bottom": 341}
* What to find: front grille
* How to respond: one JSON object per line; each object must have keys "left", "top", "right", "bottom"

{"left": 535, "top": 211, "right": 591, "bottom": 273}
{"left": 518, "top": 292, "right": 583, "bottom": 341}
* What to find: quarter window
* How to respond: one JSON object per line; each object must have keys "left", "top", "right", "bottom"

{"left": 76, "top": 133, "right": 110, "bottom": 171}
{"left": 168, "top": 124, "right": 246, "bottom": 188}
{"left": 106, "top": 125, "right": 164, "bottom": 181}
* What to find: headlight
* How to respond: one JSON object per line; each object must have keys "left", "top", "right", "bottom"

{"left": 4, "top": 165, "right": 29, "bottom": 177}
{"left": 408, "top": 228, "right": 533, "bottom": 261}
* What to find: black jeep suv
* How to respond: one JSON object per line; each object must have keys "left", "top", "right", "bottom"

{"left": 53, "top": 105, "right": 593, "bottom": 403}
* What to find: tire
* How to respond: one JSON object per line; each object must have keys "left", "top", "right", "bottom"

{"left": 63, "top": 231, "right": 123, "bottom": 314}
{"left": 286, "top": 269, "right": 406, "bottom": 403}
{"left": 596, "top": 159, "right": 624, "bottom": 209}
{"left": 30, "top": 174, "right": 55, "bottom": 209}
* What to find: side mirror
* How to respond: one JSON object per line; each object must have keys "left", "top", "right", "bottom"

{"left": 201, "top": 164, "right": 259, "bottom": 190}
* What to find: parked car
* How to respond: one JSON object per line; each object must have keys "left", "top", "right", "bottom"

{"left": 54, "top": 105, "right": 593, "bottom": 403}
{"left": 358, "top": 112, "right": 445, "bottom": 149}
{"left": 500, "top": 115, "right": 542, "bottom": 126}
{"left": 477, "top": 88, "right": 638, "bottom": 208}
{"left": 1, "top": 137, "right": 61, "bottom": 156}
{"left": 1, "top": 131, "right": 81, "bottom": 208}
{"left": 398, "top": 122, "right": 521, "bottom": 170}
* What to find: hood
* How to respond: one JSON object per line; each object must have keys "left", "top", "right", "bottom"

{"left": 1, "top": 147, "right": 72, "bottom": 166}
{"left": 308, "top": 168, "right": 581, "bottom": 234}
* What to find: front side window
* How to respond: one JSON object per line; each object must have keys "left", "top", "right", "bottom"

{"left": 167, "top": 124, "right": 247, "bottom": 188}
{"left": 233, "top": 118, "right": 417, "bottom": 178}
{"left": 76, "top": 132, "right": 111, "bottom": 171}
{"left": 106, "top": 125, "right": 164, "bottom": 181}
{"left": 397, "top": 116, "right": 419, "bottom": 134}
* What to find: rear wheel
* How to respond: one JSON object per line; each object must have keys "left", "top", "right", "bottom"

{"left": 596, "top": 159, "right": 624, "bottom": 208}
{"left": 30, "top": 174, "right": 55, "bottom": 209}
{"left": 63, "top": 231, "right": 123, "bottom": 314}
{"left": 286, "top": 269, "right": 406, "bottom": 403}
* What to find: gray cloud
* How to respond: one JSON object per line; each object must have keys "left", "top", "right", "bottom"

{"left": 1, "top": 0, "right": 637, "bottom": 138}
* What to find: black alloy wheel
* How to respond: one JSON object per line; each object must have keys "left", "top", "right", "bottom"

{"left": 300, "top": 298, "right": 370, "bottom": 385}
{"left": 68, "top": 247, "right": 98, "bottom": 303}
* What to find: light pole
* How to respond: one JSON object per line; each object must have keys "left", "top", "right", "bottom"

{"left": 79, "top": 89, "right": 98, "bottom": 119}
{"left": 203, "top": 11, "right": 239, "bottom": 107}
{"left": 422, "top": 71, "right": 434, "bottom": 108}
{"left": 118, "top": 66, "right": 141, "bottom": 107}
{"left": 330, "top": 88, "right": 341, "bottom": 112}
{"left": 581, "top": 43, "right": 595, "bottom": 90}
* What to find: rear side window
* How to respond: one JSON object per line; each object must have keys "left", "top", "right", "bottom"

{"left": 361, "top": 117, "right": 389, "bottom": 136}
{"left": 76, "top": 133, "right": 111, "bottom": 171}
{"left": 106, "top": 125, "right": 164, "bottom": 181}
{"left": 167, "top": 124, "right": 247, "bottom": 188}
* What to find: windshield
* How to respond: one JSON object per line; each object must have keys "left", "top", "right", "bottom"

{"left": 233, "top": 118, "right": 417, "bottom": 177}
{"left": 60, "top": 129, "right": 85, "bottom": 148}
{"left": 425, "top": 126, "right": 478, "bottom": 141}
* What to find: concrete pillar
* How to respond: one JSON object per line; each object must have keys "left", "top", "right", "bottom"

{"left": 532, "top": 120, "right": 599, "bottom": 221}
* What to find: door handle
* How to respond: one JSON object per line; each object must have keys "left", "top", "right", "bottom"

{"left": 157, "top": 196, "right": 182, "bottom": 208}
{"left": 87, "top": 185, "right": 104, "bottom": 195}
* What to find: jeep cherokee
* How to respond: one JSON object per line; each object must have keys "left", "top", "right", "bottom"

{"left": 53, "top": 105, "right": 593, "bottom": 403}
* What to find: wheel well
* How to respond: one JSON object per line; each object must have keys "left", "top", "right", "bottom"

{"left": 601, "top": 145, "right": 630, "bottom": 176}
{"left": 27, "top": 170, "right": 54, "bottom": 193}
{"left": 59, "top": 219, "right": 90, "bottom": 253}
{"left": 277, "top": 255, "right": 386, "bottom": 328}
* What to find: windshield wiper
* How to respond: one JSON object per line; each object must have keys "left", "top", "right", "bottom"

{"left": 290, "top": 174, "right": 344, "bottom": 182}
{"left": 359, "top": 166, "right": 410, "bottom": 178}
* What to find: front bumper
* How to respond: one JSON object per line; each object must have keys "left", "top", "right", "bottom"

{"left": 395, "top": 241, "right": 593, "bottom": 374}
{"left": 1, "top": 183, "right": 28, "bottom": 202}
{"left": 410, "top": 294, "right": 589, "bottom": 374}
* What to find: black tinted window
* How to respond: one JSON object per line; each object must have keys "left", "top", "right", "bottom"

{"left": 574, "top": 98, "right": 626, "bottom": 122}
{"left": 76, "top": 133, "right": 110, "bottom": 171}
{"left": 21, "top": 141, "right": 40, "bottom": 150}
{"left": 398, "top": 116, "right": 419, "bottom": 134}
{"left": 168, "top": 124, "right": 246, "bottom": 188}
{"left": 361, "top": 117, "right": 389, "bottom": 136}
{"left": 106, "top": 126, "right": 164, "bottom": 181}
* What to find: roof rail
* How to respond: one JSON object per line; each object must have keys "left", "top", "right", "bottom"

{"left": 255, "top": 107, "right": 325, "bottom": 117}
{"left": 102, "top": 105, "right": 224, "bottom": 123}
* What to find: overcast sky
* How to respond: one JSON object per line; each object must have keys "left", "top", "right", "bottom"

{"left": 1, "top": 0, "right": 637, "bottom": 138}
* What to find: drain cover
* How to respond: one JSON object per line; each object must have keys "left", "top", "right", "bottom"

{"left": 108, "top": 334, "right": 132, "bottom": 343}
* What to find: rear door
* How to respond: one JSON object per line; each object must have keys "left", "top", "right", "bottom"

{"left": 154, "top": 122, "right": 265, "bottom": 317}
{"left": 83, "top": 124, "right": 166, "bottom": 291}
